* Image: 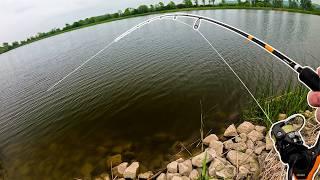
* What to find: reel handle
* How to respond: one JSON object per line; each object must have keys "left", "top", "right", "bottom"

{"left": 298, "top": 67, "right": 320, "bottom": 91}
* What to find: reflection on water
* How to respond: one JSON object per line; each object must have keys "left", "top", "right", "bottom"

{"left": 0, "top": 9, "right": 319, "bottom": 179}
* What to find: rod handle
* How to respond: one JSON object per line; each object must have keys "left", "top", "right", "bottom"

{"left": 298, "top": 67, "right": 320, "bottom": 91}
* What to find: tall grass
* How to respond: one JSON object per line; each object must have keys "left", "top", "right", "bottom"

{"left": 198, "top": 152, "right": 210, "bottom": 180}
{"left": 242, "top": 75, "right": 310, "bottom": 128}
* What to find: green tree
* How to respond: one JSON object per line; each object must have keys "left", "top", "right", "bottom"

{"left": 87, "top": 18, "right": 95, "bottom": 24}
{"left": 202, "top": 0, "right": 206, "bottom": 5}
{"left": 3, "top": 43, "right": 9, "bottom": 47}
{"left": 118, "top": 10, "right": 123, "bottom": 16}
{"left": 64, "top": 23, "right": 71, "bottom": 30}
{"left": 112, "top": 13, "right": 119, "bottom": 18}
{"left": 208, "top": 0, "right": 215, "bottom": 5}
{"left": 264, "top": 0, "right": 270, "bottom": 4}
{"left": 124, "top": 8, "right": 133, "bottom": 16}
{"left": 300, "top": 0, "right": 312, "bottom": 9}
{"left": 183, "top": 0, "right": 193, "bottom": 7}
{"left": 137, "top": 5, "right": 149, "bottom": 13}
{"left": 167, "top": 1, "right": 176, "bottom": 9}
{"left": 150, "top": 5, "right": 155, "bottom": 11}
{"left": 12, "top": 41, "right": 19, "bottom": 47}
{"left": 290, "top": 0, "right": 298, "bottom": 7}
{"left": 194, "top": 0, "right": 199, "bottom": 6}
{"left": 273, "top": 0, "right": 283, "bottom": 7}
{"left": 72, "top": 22, "right": 81, "bottom": 28}
{"left": 159, "top": 2, "right": 165, "bottom": 9}
{"left": 2, "top": 43, "right": 9, "bottom": 51}
{"left": 176, "top": 3, "right": 187, "bottom": 8}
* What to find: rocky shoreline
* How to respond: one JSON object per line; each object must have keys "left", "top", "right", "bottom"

{"left": 88, "top": 110, "right": 318, "bottom": 180}
{"left": 91, "top": 110, "right": 318, "bottom": 180}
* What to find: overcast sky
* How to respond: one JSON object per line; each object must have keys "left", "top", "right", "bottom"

{"left": 1, "top": 0, "right": 319, "bottom": 43}
{"left": 0, "top": 0, "right": 182, "bottom": 43}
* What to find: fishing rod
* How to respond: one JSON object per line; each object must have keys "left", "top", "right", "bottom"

{"left": 115, "top": 13, "right": 320, "bottom": 92}
{"left": 165, "top": 13, "right": 319, "bottom": 92}
{"left": 49, "top": 13, "right": 319, "bottom": 92}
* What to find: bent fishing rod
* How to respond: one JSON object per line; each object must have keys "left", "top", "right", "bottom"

{"left": 116, "top": 13, "right": 320, "bottom": 91}
{"left": 48, "top": 13, "right": 320, "bottom": 92}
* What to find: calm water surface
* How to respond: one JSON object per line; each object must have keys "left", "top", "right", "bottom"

{"left": 0, "top": 10, "right": 319, "bottom": 179}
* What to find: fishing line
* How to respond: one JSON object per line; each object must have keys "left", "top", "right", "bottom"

{"left": 47, "top": 41, "right": 115, "bottom": 91}
{"left": 47, "top": 13, "right": 319, "bottom": 93}
{"left": 47, "top": 17, "right": 162, "bottom": 91}
{"left": 171, "top": 18, "right": 272, "bottom": 124}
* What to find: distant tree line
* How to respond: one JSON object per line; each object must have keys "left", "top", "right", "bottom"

{"left": 0, "top": 0, "right": 316, "bottom": 54}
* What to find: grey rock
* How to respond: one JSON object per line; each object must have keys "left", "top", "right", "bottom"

{"left": 138, "top": 171, "right": 153, "bottom": 179}
{"left": 167, "top": 173, "right": 180, "bottom": 180}
{"left": 191, "top": 148, "right": 216, "bottom": 167}
{"left": 234, "top": 136, "right": 242, "bottom": 143}
{"left": 246, "top": 140, "right": 254, "bottom": 150}
{"left": 265, "top": 134, "right": 274, "bottom": 150}
{"left": 189, "top": 169, "right": 199, "bottom": 180}
{"left": 237, "top": 166, "right": 250, "bottom": 179}
{"left": 255, "top": 125, "right": 266, "bottom": 134}
{"left": 181, "top": 176, "right": 190, "bottom": 180}
{"left": 172, "top": 176, "right": 183, "bottom": 180}
{"left": 167, "top": 161, "right": 178, "bottom": 173}
{"left": 256, "top": 141, "right": 265, "bottom": 147}
{"left": 216, "top": 157, "right": 231, "bottom": 165}
{"left": 247, "top": 130, "right": 264, "bottom": 142}
{"left": 178, "top": 160, "right": 192, "bottom": 176}
{"left": 245, "top": 148, "right": 254, "bottom": 155}
{"left": 209, "top": 140, "right": 223, "bottom": 156}
{"left": 224, "top": 124, "right": 238, "bottom": 137}
{"left": 254, "top": 145, "right": 266, "bottom": 155}
{"left": 123, "top": 162, "right": 139, "bottom": 179}
{"left": 156, "top": 173, "right": 166, "bottom": 180}
{"left": 208, "top": 158, "right": 225, "bottom": 176}
{"left": 224, "top": 139, "right": 234, "bottom": 150}
{"left": 232, "top": 142, "right": 247, "bottom": 151}
{"left": 249, "top": 161, "right": 260, "bottom": 172}
{"left": 215, "top": 165, "right": 236, "bottom": 179}
{"left": 225, "top": 141, "right": 247, "bottom": 151}
{"left": 176, "top": 158, "right": 184, "bottom": 163}
{"left": 203, "top": 134, "right": 219, "bottom": 146}
{"left": 237, "top": 121, "right": 255, "bottom": 134}
{"left": 239, "top": 133, "right": 247, "bottom": 142}
{"left": 226, "top": 150, "right": 257, "bottom": 166}
{"left": 112, "top": 162, "right": 128, "bottom": 178}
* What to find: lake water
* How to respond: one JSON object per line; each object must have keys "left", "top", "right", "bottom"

{"left": 0, "top": 9, "right": 319, "bottom": 179}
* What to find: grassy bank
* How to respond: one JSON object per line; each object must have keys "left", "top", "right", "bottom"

{"left": 242, "top": 82, "right": 310, "bottom": 127}
{"left": 1, "top": 5, "right": 320, "bottom": 55}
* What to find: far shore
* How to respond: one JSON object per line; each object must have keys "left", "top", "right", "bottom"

{"left": 1, "top": 6, "right": 320, "bottom": 55}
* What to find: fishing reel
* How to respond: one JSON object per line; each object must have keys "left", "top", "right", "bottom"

{"left": 271, "top": 114, "right": 320, "bottom": 180}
